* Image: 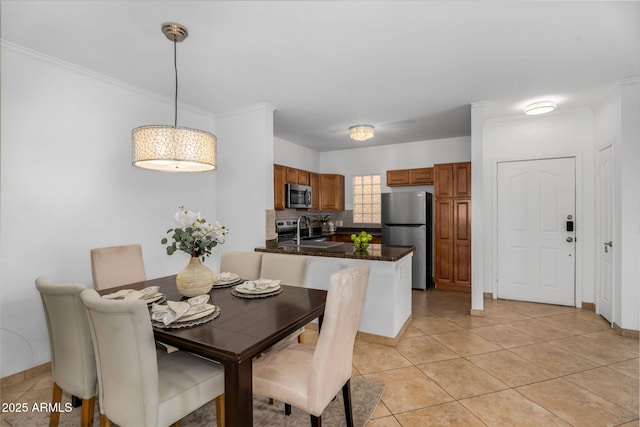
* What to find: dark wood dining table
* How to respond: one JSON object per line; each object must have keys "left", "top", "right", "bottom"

{"left": 98, "top": 275, "right": 327, "bottom": 426}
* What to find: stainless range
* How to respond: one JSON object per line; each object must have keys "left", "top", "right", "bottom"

{"left": 275, "top": 219, "right": 299, "bottom": 242}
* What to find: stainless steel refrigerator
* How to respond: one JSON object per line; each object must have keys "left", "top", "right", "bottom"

{"left": 381, "top": 191, "right": 433, "bottom": 290}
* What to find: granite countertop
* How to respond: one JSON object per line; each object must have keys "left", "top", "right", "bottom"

{"left": 255, "top": 242, "right": 414, "bottom": 262}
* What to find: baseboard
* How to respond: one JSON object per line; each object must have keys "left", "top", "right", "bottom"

{"left": 1, "top": 362, "right": 50, "bottom": 388}
{"left": 613, "top": 323, "right": 640, "bottom": 339}
{"left": 306, "top": 315, "right": 413, "bottom": 347}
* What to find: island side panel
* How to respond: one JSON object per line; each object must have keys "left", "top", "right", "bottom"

{"left": 306, "top": 255, "right": 412, "bottom": 339}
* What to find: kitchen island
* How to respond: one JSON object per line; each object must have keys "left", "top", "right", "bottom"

{"left": 255, "top": 243, "right": 415, "bottom": 344}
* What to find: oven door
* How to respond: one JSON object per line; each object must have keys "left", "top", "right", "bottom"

{"left": 286, "top": 184, "right": 312, "bottom": 208}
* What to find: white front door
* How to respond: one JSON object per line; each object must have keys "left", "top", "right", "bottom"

{"left": 596, "top": 145, "right": 614, "bottom": 322}
{"left": 497, "top": 157, "right": 576, "bottom": 306}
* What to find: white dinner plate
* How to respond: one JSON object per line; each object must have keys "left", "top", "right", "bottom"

{"left": 215, "top": 273, "right": 240, "bottom": 284}
{"left": 234, "top": 284, "right": 281, "bottom": 295}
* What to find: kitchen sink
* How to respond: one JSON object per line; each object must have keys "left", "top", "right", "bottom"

{"left": 278, "top": 240, "right": 343, "bottom": 249}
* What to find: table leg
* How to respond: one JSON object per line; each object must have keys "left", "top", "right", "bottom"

{"left": 223, "top": 359, "right": 253, "bottom": 426}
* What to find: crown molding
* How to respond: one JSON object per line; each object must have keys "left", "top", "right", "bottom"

{"left": 1, "top": 39, "right": 216, "bottom": 118}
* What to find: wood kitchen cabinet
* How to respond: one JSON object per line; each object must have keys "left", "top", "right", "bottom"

{"left": 319, "top": 174, "right": 345, "bottom": 211}
{"left": 274, "top": 164, "right": 286, "bottom": 210}
{"left": 309, "top": 172, "right": 319, "bottom": 209}
{"left": 285, "top": 167, "right": 299, "bottom": 184}
{"left": 387, "top": 167, "right": 434, "bottom": 186}
{"left": 298, "top": 170, "right": 310, "bottom": 185}
{"left": 274, "top": 165, "right": 339, "bottom": 211}
{"left": 433, "top": 161, "right": 471, "bottom": 292}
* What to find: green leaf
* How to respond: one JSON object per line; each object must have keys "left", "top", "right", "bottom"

{"left": 161, "top": 238, "right": 167, "bottom": 244}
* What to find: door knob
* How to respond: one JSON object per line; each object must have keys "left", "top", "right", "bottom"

{"left": 566, "top": 237, "right": 574, "bottom": 242}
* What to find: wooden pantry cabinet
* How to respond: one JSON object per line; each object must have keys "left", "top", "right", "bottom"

{"left": 386, "top": 167, "right": 434, "bottom": 186}
{"left": 433, "top": 162, "right": 471, "bottom": 292}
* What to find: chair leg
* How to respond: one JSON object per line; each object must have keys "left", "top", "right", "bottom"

{"left": 215, "top": 394, "right": 225, "bottom": 427}
{"left": 342, "top": 379, "right": 354, "bottom": 427}
{"left": 285, "top": 403, "right": 291, "bottom": 415}
{"left": 297, "top": 332, "right": 305, "bottom": 344}
{"left": 80, "top": 397, "right": 95, "bottom": 427}
{"left": 71, "top": 395, "right": 82, "bottom": 408}
{"left": 100, "top": 414, "right": 111, "bottom": 427}
{"left": 49, "top": 382, "right": 63, "bottom": 427}
{"left": 310, "top": 414, "right": 322, "bottom": 427}
{"left": 268, "top": 397, "right": 274, "bottom": 405}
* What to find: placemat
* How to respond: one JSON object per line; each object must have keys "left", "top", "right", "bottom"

{"left": 231, "top": 287, "right": 283, "bottom": 299}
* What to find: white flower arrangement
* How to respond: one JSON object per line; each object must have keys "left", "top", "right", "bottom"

{"left": 161, "top": 206, "right": 228, "bottom": 260}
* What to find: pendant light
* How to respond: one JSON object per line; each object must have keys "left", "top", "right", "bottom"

{"left": 132, "top": 23, "right": 216, "bottom": 172}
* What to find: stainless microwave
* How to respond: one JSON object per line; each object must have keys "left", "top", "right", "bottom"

{"left": 286, "top": 183, "right": 312, "bottom": 208}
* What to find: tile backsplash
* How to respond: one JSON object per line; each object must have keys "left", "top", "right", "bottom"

{"left": 274, "top": 209, "right": 380, "bottom": 229}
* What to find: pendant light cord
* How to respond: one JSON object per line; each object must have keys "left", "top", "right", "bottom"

{"left": 173, "top": 37, "right": 178, "bottom": 128}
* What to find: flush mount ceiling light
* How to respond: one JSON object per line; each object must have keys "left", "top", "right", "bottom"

{"left": 523, "top": 101, "right": 557, "bottom": 116}
{"left": 349, "top": 125, "right": 375, "bottom": 141}
{"left": 132, "top": 23, "right": 216, "bottom": 172}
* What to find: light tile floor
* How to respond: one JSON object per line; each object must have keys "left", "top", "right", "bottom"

{"left": 359, "top": 290, "right": 639, "bottom": 427}
{"left": 1, "top": 289, "right": 638, "bottom": 426}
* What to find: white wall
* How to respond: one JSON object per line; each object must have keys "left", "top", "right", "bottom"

{"left": 617, "top": 82, "right": 640, "bottom": 331}
{"left": 593, "top": 81, "right": 640, "bottom": 332}
{"left": 0, "top": 45, "right": 219, "bottom": 376}
{"left": 482, "top": 109, "right": 596, "bottom": 308}
{"left": 214, "top": 104, "right": 275, "bottom": 253}
{"left": 319, "top": 136, "right": 471, "bottom": 209}
{"left": 274, "top": 137, "right": 320, "bottom": 172}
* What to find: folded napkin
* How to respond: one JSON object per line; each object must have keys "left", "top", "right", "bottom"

{"left": 102, "top": 286, "right": 160, "bottom": 301}
{"left": 151, "top": 294, "right": 210, "bottom": 326}
{"left": 237, "top": 278, "right": 280, "bottom": 291}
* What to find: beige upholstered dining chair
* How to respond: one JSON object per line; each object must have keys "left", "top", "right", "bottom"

{"left": 90, "top": 244, "right": 146, "bottom": 290}
{"left": 261, "top": 253, "right": 309, "bottom": 343}
{"left": 219, "top": 251, "right": 263, "bottom": 280}
{"left": 260, "top": 253, "right": 308, "bottom": 287}
{"left": 252, "top": 263, "right": 370, "bottom": 427}
{"left": 80, "top": 289, "right": 225, "bottom": 427}
{"left": 35, "top": 278, "right": 97, "bottom": 427}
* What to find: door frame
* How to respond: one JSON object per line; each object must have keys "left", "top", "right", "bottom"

{"left": 491, "top": 154, "right": 583, "bottom": 307}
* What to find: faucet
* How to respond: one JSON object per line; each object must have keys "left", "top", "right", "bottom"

{"left": 296, "top": 215, "right": 310, "bottom": 245}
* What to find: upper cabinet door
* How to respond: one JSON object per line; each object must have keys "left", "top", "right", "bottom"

{"left": 286, "top": 167, "right": 299, "bottom": 184}
{"left": 319, "top": 174, "right": 345, "bottom": 210}
{"left": 434, "top": 162, "right": 471, "bottom": 198}
{"left": 410, "top": 167, "right": 434, "bottom": 185}
{"left": 453, "top": 162, "right": 471, "bottom": 198}
{"left": 274, "top": 164, "right": 286, "bottom": 210}
{"left": 387, "top": 170, "right": 410, "bottom": 186}
{"left": 434, "top": 164, "right": 454, "bottom": 198}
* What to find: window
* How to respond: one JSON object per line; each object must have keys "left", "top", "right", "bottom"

{"left": 353, "top": 174, "right": 381, "bottom": 223}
